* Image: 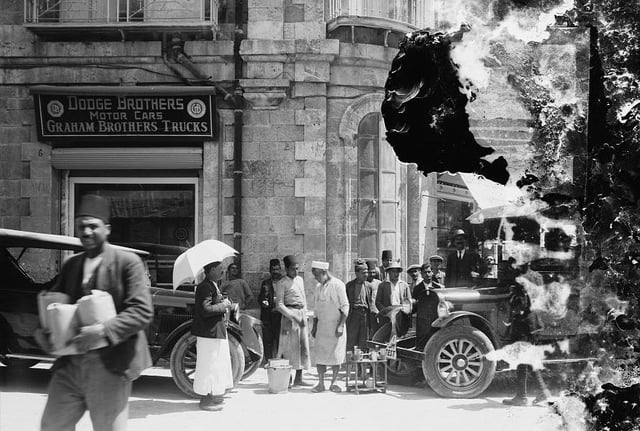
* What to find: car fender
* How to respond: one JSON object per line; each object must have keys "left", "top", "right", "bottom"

{"left": 238, "top": 313, "right": 263, "bottom": 358}
{"left": 432, "top": 311, "right": 501, "bottom": 349}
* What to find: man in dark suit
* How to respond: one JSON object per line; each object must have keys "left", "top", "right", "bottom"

{"left": 258, "top": 258, "right": 283, "bottom": 361}
{"left": 445, "top": 229, "right": 486, "bottom": 288}
{"left": 36, "top": 195, "right": 153, "bottom": 431}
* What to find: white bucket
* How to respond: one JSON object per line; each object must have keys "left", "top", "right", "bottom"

{"left": 267, "top": 359, "right": 292, "bottom": 394}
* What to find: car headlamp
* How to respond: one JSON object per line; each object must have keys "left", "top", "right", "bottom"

{"left": 437, "top": 300, "right": 452, "bottom": 318}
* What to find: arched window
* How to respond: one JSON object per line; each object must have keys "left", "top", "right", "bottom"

{"left": 356, "top": 112, "right": 399, "bottom": 261}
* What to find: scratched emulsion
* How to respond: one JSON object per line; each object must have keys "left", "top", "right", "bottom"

{"left": 381, "top": 1, "right": 640, "bottom": 430}
{"left": 381, "top": 27, "right": 510, "bottom": 185}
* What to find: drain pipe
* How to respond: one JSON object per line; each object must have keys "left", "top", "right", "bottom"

{"left": 231, "top": 0, "right": 245, "bottom": 267}
{"left": 165, "top": 11, "right": 245, "bottom": 268}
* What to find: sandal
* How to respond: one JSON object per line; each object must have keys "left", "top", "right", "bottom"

{"left": 311, "top": 385, "right": 325, "bottom": 393}
{"left": 329, "top": 384, "right": 342, "bottom": 393}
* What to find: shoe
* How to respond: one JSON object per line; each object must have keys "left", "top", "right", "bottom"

{"left": 199, "top": 395, "right": 223, "bottom": 411}
{"left": 502, "top": 396, "right": 530, "bottom": 407}
{"left": 532, "top": 394, "right": 549, "bottom": 405}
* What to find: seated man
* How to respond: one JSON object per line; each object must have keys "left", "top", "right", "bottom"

{"left": 375, "top": 261, "right": 412, "bottom": 338}
{"left": 412, "top": 264, "right": 443, "bottom": 350}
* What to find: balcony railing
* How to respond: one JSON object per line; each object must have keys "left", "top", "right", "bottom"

{"left": 24, "top": 0, "right": 218, "bottom": 25}
{"left": 326, "top": 0, "right": 434, "bottom": 29}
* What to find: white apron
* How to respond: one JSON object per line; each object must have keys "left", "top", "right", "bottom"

{"left": 313, "top": 284, "right": 347, "bottom": 366}
{"left": 193, "top": 337, "right": 234, "bottom": 396}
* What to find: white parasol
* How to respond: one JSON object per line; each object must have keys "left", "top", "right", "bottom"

{"left": 172, "top": 239, "right": 238, "bottom": 290}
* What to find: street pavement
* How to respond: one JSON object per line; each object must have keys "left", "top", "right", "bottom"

{"left": 0, "top": 364, "right": 568, "bottom": 431}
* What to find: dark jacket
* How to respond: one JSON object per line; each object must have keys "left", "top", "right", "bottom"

{"left": 191, "top": 279, "right": 228, "bottom": 339}
{"left": 345, "top": 279, "right": 372, "bottom": 310}
{"left": 51, "top": 243, "right": 153, "bottom": 380}
{"left": 445, "top": 249, "right": 485, "bottom": 287}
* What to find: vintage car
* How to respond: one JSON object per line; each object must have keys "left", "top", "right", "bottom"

{"left": 369, "top": 209, "right": 612, "bottom": 398}
{"left": 0, "top": 229, "right": 263, "bottom": 398}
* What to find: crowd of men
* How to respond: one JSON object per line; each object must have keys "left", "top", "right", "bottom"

{"left": 253, "top": 228, "right": 488, "bottom": 393}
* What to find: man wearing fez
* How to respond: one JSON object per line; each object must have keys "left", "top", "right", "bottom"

{"left": 310, "top": 261, "right": 349, "bottom": 393}
{"left": 366, "top": 259, "right": 383, "bottom": 337}
{"left": 445, "top": 229, "right": 486, "bottom": 288}
{"left": 345, "top": 259, "right": 372, "bottom": 353}
{"left": 258, "top": 258, "right": 283, "bottom": 361}
{"left": 274, "top": 255, "right": 311, "bottom": 386}
{"left": 378, "top": 249, "right": 394, "bottom": 281}
{"left": 35, "top": 194, "right": 153, "bottom": 431}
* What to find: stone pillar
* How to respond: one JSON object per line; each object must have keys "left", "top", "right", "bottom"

{"left": 239, "top": 38, "right": 338, "bottom": 301}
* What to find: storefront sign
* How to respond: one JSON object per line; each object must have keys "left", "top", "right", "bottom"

{"left": 31, "top": 86, "right": 216, "bottom": 140}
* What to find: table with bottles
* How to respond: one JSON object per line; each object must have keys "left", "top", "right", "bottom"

{"left": 345, "top": 347, "right": 387, "bottom": 394}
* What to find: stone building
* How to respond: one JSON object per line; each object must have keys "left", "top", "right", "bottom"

{"left": 0, "top": 0, "right": 590, "bottom": 303}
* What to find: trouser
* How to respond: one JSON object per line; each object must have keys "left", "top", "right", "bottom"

{"left": 41, "top": 351, "right": 131, "bottom": 431}
{"left": 346, "top": 307, "right": 369, "bottom": 351}
{"left": 261, "top": 311, "right": 281, "bottom": 360}
{"left": 369, "top": 312, "right": 382, "bottom": 338}
{"left": 514, "top": 364, "right": 548, "bottom": 399}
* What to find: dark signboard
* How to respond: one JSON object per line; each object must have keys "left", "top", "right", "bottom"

{"left": 32, "top": 86, "right": 216, "bottom": 140}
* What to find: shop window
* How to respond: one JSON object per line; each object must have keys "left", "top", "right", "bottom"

{"left": 356, "top": 112, "right": 399, "bottom": 261}
{"left": 70, "top": 178, "right": 197, "bottom": 288}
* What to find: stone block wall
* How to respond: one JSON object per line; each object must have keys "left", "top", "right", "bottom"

{"left": 236, "top": 37, "right": 338, "bottom": 302}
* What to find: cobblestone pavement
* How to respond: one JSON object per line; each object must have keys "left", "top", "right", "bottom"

{"left": 1, "top": 364, "right": 566, "bottom": 431}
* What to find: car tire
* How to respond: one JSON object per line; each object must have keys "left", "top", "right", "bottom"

{"left": 371, "top": 323, "right": 423, "bottom": 386}
{"left": 422, "top": 325, "right": 496, "bottom": 398}
{"left": 169, "top": 332, "right": 245, "bottom": 398}
{"left": 241, "top": 332, "right": 263, "bottom": 380}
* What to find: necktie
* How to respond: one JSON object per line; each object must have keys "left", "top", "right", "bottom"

{"left": 458, "top": 251, "right": 462, "bottom": 260}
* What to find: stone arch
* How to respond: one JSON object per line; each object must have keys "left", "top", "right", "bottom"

{"left": 338, "top": 92, "right": 385, "bottom": 147}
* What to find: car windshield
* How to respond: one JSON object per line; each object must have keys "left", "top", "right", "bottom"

{"left": 1, "top": 246, "right": 61, "bottom": 285}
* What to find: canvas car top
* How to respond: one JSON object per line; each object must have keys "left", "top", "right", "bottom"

{"left": 0, "top": 228, "right": 149, "bottom": 256}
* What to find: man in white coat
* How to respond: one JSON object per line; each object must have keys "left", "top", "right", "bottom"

{"left": 310, "top": 261, "right": 349, "bottom": 393}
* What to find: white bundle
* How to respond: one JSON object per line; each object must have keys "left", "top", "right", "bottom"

{"left": 77, "top": 290, "right": 116, "bottom": 326}
{"left": 76, "top": 290, "right": 117, "bottom": 350}
{"left": 37, "top": 291, "right": 70, "bottom": 331}
{"left": 47, "top": 303, "right": 79, "bottom": 356}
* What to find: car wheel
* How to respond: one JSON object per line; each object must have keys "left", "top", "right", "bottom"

{"left": 242, "top": 332, "right": 263, "bottom": 380}
{"left": 169, "top": 332, "right": 245, "bottom": 398}
{"left": 371, "top": 323, "right": 423, "bottom": 386}
{"left": 422, "top": 325, "right": 496, "bottom": 398}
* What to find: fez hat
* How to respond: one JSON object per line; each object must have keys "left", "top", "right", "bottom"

{"left": 269, "top": 258, "right": 281, "bottom": 268}
{"left": 407, "top": 264, "right": 421, "bottom": 273}
{"left": 283, "top": 255, "right": 298, "bottom": 268}
{"left": 387, "top": 260, "right": 403, "bottom": 271}
{"left": 381, "top": 250, "right": 393, "bottom": 260}
{"left": 365, "top": 259, "right": 378, "bottom": 270}
{"left": 451, "top": 229, "right": 466, "bottom": 239}
{"left": 76, "top": 194, "right": 111, "bottom": 223}
{"left": 429, "top": 254, "right": 444, "bottom": 262}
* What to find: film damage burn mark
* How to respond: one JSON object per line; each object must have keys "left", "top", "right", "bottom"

{"left": 35, "top": 93, "right": 214, "bottom": 138}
